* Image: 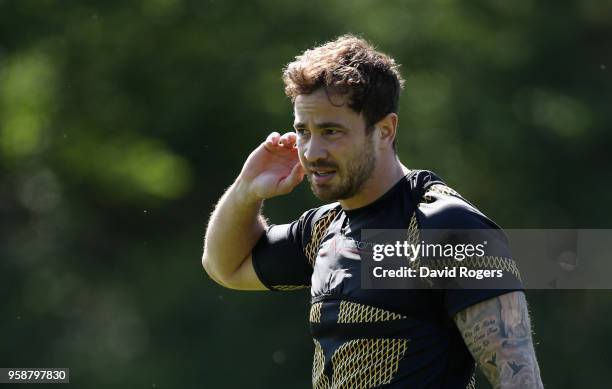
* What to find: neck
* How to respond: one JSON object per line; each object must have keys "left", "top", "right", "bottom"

{"left": 339, "top": 155, "right": 409, "bottom": 210}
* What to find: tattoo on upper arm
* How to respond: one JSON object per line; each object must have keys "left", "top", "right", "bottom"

{"left": 455, "top": 291, "right": 544, "bottom": 388}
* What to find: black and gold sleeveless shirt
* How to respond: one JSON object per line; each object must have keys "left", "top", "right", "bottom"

{"left": 252, "top": 170, "right": 522, "bottom": 388}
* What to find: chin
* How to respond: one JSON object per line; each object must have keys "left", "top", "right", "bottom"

{"left": 311, "top": 187, "right": 335, "bottom": 201}
{"left": 312, "top": 184, "right": 357, "bottom": 202}
{"left": 309, "top": 183, "right": 338, "bottom": 202}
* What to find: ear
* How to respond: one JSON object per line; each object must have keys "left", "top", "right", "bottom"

{"left": 375, "top": 113, "right": 398, "bottom": 149}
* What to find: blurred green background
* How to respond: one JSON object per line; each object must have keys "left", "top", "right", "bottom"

{"left": 1, "top": 0, "right": 611, "bottom": 387}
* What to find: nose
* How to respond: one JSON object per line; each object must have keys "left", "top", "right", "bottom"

{"left": 301, "top": 135, "right": 328, "bottom": 163}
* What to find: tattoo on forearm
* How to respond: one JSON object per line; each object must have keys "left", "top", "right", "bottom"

{"left": 455, "top": 291, "right": 544, "bottom": 388}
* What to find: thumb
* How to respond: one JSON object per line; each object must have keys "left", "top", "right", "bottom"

{"left": 277, "top": 162, "right": 304, "bottom": 194}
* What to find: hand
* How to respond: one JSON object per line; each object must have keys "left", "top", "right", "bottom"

{"left": 237, "top": 131, "right": 304, "bottom": 201}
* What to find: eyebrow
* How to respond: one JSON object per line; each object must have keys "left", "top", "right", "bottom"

{"left": 293, "top": 122, "right": 351, "bottom": 131}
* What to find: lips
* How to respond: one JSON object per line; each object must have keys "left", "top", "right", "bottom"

{"left": 313, "top": 169, "right": 335, "bottom": 175}
{"left": 311, "top": 170, "right": 336, "bottom": 185}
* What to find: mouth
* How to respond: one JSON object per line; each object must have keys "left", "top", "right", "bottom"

{"left": 311, "top": 169, "right": 337, "bottom": 184}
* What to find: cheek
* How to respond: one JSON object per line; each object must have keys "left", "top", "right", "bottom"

{"left": 337, "top": 144, "right": 359, "bottom": 162}
{"left": 338, "top": 145, "right": 366, "bottom": 171}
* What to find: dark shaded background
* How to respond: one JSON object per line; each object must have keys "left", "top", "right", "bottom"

{"left": 1, "top": 0, "right": 611, "bottom": 387}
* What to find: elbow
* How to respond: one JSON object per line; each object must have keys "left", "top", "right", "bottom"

{"left": 202, "top": 253, "right": 245, "bottom": 290}
{"left": 201, "top": 254, "right": 211, "bottom": 275}
{"left": 201, "top": 253, "right": 228, "bottom": 288}
{"left": 201, "top": 252, "right": 211, "bottom": 272}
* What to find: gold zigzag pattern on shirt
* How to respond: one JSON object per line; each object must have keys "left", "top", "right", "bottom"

{"left": 337, "top": 301, "right": 406, "bottom": 323}
{"left": 312, "top": 338, "right": 409, "bottom": 389}
{"left": 305, "top": 210, "right": 338, "bottom": 267}
{"left": 407, "top": 211, "right": 420, "bottom": 249}
{"left": 310, "top": 302, "right": 323, "bottom": 323}
{"left": 466, "top": 373, "right": 476, "bottom": 389}
{"left": 406, "top": 211, "right": 424, "bottom": 274}
{"left": 313, "top": 339, "right": 330, "bottom": 389}
{"left": 312, "top": 338, "right": 477, "bottom": 389}
{"left": 423, "top": 183, "right": 461, "bottom": 203}
{"left": 335, "top": 338, "right": 408, "bottom": 389}
{"left": 272, "top": 284, "right": 310, "bottom": 291}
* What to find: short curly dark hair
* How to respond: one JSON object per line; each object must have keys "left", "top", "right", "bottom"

{"left": 282, "top": 34, "right": 404, "bottom": 140}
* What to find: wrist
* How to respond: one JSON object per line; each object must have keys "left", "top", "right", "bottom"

{"left": 233, "top": 177, "right": 264, "bottom": 207}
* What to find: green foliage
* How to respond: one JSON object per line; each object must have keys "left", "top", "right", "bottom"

{"left": 1, "top": 0, "right": 611, "bottom": 387}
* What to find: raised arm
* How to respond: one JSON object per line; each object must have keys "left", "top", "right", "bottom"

{"left": 202, "top": 131, "right": 304, "bottom": 290}
{"left": 454, "top": 291, "right": 544, "bottom": 388}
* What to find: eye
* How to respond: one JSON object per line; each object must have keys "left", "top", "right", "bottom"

{"left": 324, "top": 128, "right": 341, "bottom": 136}
{"left": 296, "top": 128, "right": 310, "bottom": 137}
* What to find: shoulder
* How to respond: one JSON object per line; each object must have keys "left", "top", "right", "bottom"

{"left": 408, "top": 169, "right": 501, "bottom": 230}
{"left": 409, "top": 170, "right": 517, "bottom": 273}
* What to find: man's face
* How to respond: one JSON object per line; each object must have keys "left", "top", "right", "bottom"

{"left": 293, "top": 89, "right": 377, "bottom": 202}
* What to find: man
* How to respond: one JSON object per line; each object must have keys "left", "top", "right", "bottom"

{"left": 202, "top": 35, "right": 544, "bottom": 388}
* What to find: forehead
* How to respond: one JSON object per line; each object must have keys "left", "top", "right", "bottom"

{"left": 293, "top": 89, "right": 365, "bottom": 129}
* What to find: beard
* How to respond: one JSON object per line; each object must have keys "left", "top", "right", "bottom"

{"left": 306, "top": 136, "right": 377, "bottom": 202}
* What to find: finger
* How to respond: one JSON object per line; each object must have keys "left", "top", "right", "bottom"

{"left": 265, "top": 132, "right": 281, "bottom": 147}
{"left": 277, "top": 162, "right": 304, "bottom": 194}
{"left": 279, "top": 132, "right": 297, "bottom": 149}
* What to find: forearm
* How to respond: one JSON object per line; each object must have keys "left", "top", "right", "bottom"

{"left": 455, "top": 291, "right": 544, "bottom": 388}
{"left": 202, "top": 178, "right": 266, "bottom": 283}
